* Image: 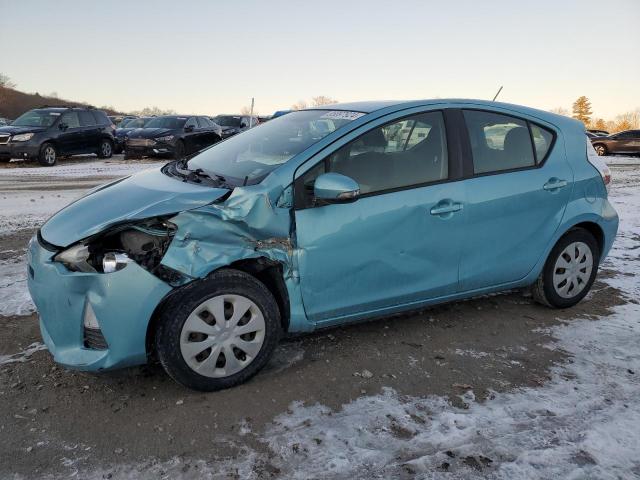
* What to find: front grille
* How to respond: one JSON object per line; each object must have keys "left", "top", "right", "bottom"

{"left": 0, "top": 134, "right": 10, "bottom": 145}
{"left": 127, "top": 138, "right": 154, "bottom": 147}
{"left": 84, "top": 327, "right": 108, "bottom": 350}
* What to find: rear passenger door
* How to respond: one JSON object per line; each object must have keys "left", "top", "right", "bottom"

{"left": 78, "top": 110, "right": 100, "bottom": 152}
{"left": 294, "top": 110, "right": 465, "bottom": 323}
{"left": 458, "top": 109, "right": 572, "bottom": 292}
{"left": 196, "top": 117, "right": 218, "bottom": 149}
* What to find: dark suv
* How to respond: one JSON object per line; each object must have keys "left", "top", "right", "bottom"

{"left": 591, "top": 130, "right": 640, "bottom": 156}
{"left": 124, "top": 115, "right": 222, "bottom": 159}
{"left": 211, "top": 114, "right": 259, "bottom": 138}
{"left": 0, "top": 107, "right": 115, "bottom": 166}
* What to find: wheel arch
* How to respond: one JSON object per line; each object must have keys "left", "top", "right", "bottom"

{"left": 144, "top": 257, "right": 291, "bottom": 360}
{"left": 567, "top": 221, "right": 604, "bottom": 254}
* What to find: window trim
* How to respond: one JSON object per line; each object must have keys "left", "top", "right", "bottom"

{"left": 459, "top": 108, "right": 557, "bottom": 179}
{"left": 293, "top": 109, "right": 462, "bottom": 210}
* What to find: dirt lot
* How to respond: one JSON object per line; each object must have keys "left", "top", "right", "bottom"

{"left": 0, "top": 156, "right": 638, "bottom": 479}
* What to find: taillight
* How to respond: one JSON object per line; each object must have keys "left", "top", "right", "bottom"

{"left": 586, "top": 139, "right": 611, "bottom": 193}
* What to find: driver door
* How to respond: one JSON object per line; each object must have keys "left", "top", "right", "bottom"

{"left": 293, "top": 110, "right": 465, "bottom": 324}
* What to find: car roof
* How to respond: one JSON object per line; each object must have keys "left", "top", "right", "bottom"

{"left": 305, "top": 98, "right": 580, "bottom": 127}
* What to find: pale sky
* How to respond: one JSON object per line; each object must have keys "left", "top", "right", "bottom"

{"left": 1, "top": 0, "right": 638, "bottom": 118}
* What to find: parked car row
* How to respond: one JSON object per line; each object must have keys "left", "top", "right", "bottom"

{"left": 589, "top": 129, "right": 640, "bottom": 156}
{"left": 0, "top": 106, "right": 265, "bottom": 165}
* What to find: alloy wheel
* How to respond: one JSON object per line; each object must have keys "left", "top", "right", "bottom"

{"left": 595, "top": 145, "right": 606, "bottom": 156}
{"left": 101, "top": 141, "right": 112, "bottom": 157}
{"left": 44, "top": 146, "right": 56, "bottom": 164}
{"left": 552, "top": 241, "right": 593, "bottom": 299}
{"left": 179, "top": 294, "right": 266, "bottom": 378}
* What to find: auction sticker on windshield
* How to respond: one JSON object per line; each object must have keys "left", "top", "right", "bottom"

{"left": 320, "top": 111, "right": 365, "bottom": 120}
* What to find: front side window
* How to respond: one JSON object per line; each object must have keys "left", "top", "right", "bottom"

{"left": 188, "top": 110, "right": 364, "bottom": 185}
{"left": 326, "top": 111, "right": 448, "bottom": 195}
{"left": 463, "top": 110, "right": 536, "bottom": 174}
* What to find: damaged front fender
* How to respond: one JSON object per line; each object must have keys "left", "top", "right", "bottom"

{"left": 160, "top": 185, "right": 312, "bottom": 332}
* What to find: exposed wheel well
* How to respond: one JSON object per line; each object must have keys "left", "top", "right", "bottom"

{"left": 567, "top": 221, "right": 604, "bottom": 254}
{"left": 145, "top": 259, "right": 290, "bottom": 360}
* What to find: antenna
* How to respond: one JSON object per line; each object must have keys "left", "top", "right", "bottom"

{"left": 492, "top": 86, "right": 503, "bottom": 101}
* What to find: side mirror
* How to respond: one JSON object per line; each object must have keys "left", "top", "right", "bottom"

{"left": 58, "top": 122, "right": 68, "bottom": 130}
{"left": 314, "top": 173, "right": 360, "bottom": 204}
{"left": 185, "top": 125, "right": 194, "bottom": 132}
{"left": 240, "top": 121, "right": 248, "bottom": 128}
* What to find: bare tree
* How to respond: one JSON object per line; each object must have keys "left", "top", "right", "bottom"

{"left": 550, "top": 107, "right": 569, "bottom": 116}
{"left": 311, "top": 95, "right": 338, "bottom": 106}
{"left": 0, "top": 73, "right": 16, "bottom": 88}
{"left": 290, "top": 100, "right": 308, "bottom": 111}
{"left": 129, "top": 106, "right": 176, "bottom": 116}
{"left": 240, "top": 106, "right": 253, "bottom": 115}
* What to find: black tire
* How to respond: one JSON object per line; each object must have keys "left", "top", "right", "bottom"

{"left": 38, "top": 142, "right": 57, "bottom": 166}
{"left": 173, "top": 140, "right": 185, "bottom": 160}
{"left": 593, "top": 143, "right": 607, "bottom": 156}
{"left": 532, "top": 229, "right": 600, "bottom": 309}
{"left": 155, "top": 269, "right": 282, "bottom": 391}
{"left": 97, "top": 138, "right": 113, "bottom": 159}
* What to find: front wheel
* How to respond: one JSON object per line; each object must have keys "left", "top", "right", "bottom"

{"left": 97, "top": 139, "right": 113, "bottom": 158}
{"left": 155, "top": 269, "right": 281, "bottom": 391}
{"left": 38, "top": 143, "right": 57, "bottom": 166}
{"left": 532, "top": 229, "right": 600, "bottom": 308}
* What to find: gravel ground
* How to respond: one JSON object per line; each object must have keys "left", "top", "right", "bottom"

{"left": 0, "top": 155, "right": 638, "bottom": 479}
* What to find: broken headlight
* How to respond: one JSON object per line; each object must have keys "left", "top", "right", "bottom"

{"left": 54, "top": 218, "right": 177, "bottom": 275}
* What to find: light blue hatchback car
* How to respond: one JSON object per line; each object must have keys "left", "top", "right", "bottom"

{"left": 27, "top": 99, "right": 618, "bottom": 391}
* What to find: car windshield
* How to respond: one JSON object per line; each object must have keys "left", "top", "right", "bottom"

{"left": 212, "top": 115, "right": 243, "bottom": 127}
{"left": 145, "top": 116, "right": 187, "bottom": 129}
{"left": 122, "top": 117, "right": 150, "bottom": 129}
{"left": 188, "top": 110, "right": 365, "bottom": 185}
{"left": 12, "top": 110, "right": 61, "bottom": 127}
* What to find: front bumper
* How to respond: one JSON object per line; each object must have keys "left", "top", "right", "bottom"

{"left": 0, "top": 141, "right": 40, "bottom": 160}
{"left": 125, "top": 140, "right": 175, "bottom": 158}
{"left": 26, "top": 235, "right": 172, "bottom": 371}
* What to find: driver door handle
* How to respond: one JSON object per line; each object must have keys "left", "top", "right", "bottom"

{"left": 430, "top": 201, "right": 463, "bottom": 216}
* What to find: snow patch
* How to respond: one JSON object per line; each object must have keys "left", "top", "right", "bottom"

{"left": 0, "top": 256, "right": 34, "bottom": 316}
{"left": 0, "top": 342, "right": 47, "bottom": 366}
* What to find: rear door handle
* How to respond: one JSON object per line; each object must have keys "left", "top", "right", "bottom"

{"left": 430, "top": 201, "right": 463, "bottom": 216}
{"left": 543, "top": 178, "right": 568, "bottom": 191}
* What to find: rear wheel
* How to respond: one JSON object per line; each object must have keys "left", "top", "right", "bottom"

{"left": 155, "top": 269, "right": 281, "bottom": 391}
{"left": 38, "top": 143, "right": 57, "bottom": 166}
{"left": 593, "top": 144, "right": 607, "bottom": 156}
{"left": 532, "top": 229, "right": 600, "bottom": 308}
{"left": 97, "top": 139, "right": 113, "bottom": 158}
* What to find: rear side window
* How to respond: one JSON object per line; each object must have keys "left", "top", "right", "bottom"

{"left": 463, "top": 110, "right": 535, "bottom": 174}
{"left": 91, "top": 111, "right": 110, "bottom": 125}
{"left": 79, "top": 111, "right": 96, "bottom": 127}
{"left": 530, "top": 124, "right": 554, "bottom": 161}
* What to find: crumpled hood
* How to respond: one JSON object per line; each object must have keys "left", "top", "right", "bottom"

{"left": 40, "top": 167, "right": 230, "bottom": 247}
